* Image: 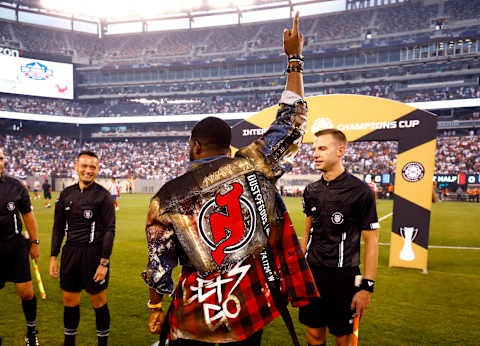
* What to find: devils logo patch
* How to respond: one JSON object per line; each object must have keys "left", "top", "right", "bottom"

{"left": 198, "top": 182, "right": 256, "bottom": 267}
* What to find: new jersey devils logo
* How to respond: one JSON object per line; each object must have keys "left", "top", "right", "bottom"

{"left": 198, "top": 182, "right": 256, "bottom": 267}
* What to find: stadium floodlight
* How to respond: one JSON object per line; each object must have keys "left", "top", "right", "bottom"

{"left": 208, "top": 0, "right": 230, "bottom": 9}
{"left": 42, "top": 0, "right": 187, "bottom": 19}
{"left": 184, "top": 0, "right": 204, "bottom": 11}
{"left": 232, "top": 0, "right": 255, "bottom": 8}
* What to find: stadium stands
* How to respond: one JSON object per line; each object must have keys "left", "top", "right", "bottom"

{"left": 0, "top": 0, "right": 479, "bottom": 119}
{"left": 0, "top": 0, "right": 478, "bottom": 61}
{"left": 1, "top": 134, "right": 479, "bottom": 179}
{"left": 0, "top": 0, "right": 479, "bottom": 182}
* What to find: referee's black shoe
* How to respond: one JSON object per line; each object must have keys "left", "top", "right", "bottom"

{"left": 25, "top": 330, "right": 39, "bottom": 346}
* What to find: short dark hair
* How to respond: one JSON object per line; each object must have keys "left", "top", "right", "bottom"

{"left": 77, "top": 150, "right": 98, "bottom": 160}
{"left": 191, "top": 117, "right": 231, "bottom": 149}
{"left": 314, "top": 128, "right": 347, "bottom": 145}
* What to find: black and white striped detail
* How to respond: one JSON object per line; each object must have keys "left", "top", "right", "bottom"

{"left": 89, "top": 221, "right": 96, "bottom": 243}
{"left": 338, "top": 232, "right": 347, "bottom": 267}
{"left": 305, "top": 227, "right": 313, "bottom": 259}
{"left": 26, "top": 321, "right": 36, "bottom": 328}
{"left": 13, "top": 214, "right": 19, "bottom": 234}
{"left": 64, "top": 328, "right": 77, "bottom": 336}
{"left": 97, "top": 329, "right": 110, "bottom": 337}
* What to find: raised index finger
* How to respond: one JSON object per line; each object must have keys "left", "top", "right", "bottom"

{"left": 292, "top": 11, "right": 299, "bottom": 34}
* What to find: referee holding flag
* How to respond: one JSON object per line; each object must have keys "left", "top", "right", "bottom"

{"left": 0, "top": 148, "right": 41, "bottom": 345}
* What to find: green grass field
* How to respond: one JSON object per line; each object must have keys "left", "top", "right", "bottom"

{"left": 1, "top": 193, "right": 479, "bottom": 345}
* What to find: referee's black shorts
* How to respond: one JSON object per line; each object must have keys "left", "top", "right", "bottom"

{"left": 299, "top": 266, "right": 360, "bottom": 336}
{"left": 44, "top": 191, "right": 51, "bottom": 199}
{"left": 0, "top": 235, "right": 32, "bottom": 289}
{"left": 60, "top": 242, "right": 109, "bottom": 294}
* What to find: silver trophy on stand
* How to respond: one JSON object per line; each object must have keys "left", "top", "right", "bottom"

{"left": 399, "top": 226, "right": 418, "bottom": 261}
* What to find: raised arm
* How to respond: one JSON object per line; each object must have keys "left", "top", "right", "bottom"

{"left": 284, "top": 11, "right": 304, "bottom": 98}
{"left": 237, "top": 12, "right": 307, "bottom": 178}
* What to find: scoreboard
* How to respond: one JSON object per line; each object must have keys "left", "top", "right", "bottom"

{"left": 0, "top": 54, "right": 74, "bottom": 100}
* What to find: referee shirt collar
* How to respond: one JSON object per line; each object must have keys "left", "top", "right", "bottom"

{"left": 321, "top": 169, "right": 348, "bottom": 186}
{"left": 75, "top": 181, "right": 96, "bottom": 192}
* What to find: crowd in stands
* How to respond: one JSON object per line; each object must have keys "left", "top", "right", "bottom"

{"left": 436, "top": 136, "right": 480, "bottom": 174}
{"left": 1, "top": 134, "right": 479, "bottom": 180}
{"left": 0, "top": 0, "right": 478, "bottom": 63}
{"left": 3, "top": 83, "right": 480, "bottom": 118}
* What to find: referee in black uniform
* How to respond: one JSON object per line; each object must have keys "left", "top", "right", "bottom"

{"left": 49, "top": 151, "right": 115, "bottom": 346}
{"left": 299, "top": 129, "right": 379, "bottom": 346}
{"left": 0, "top": 148, "right": 41, "bottom": 346}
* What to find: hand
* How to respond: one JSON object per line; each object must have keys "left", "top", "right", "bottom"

{"left": 148, "top": 310, "right": 165, "bottom": 334}
{"left": 283, "top": 11, "right": 303, "bottom": 56}
{"left": 49, "top": 256, "right": 58, "bottom": 279}
{"left": 351, "top": 290, "right": 371, "bottom": 318}
{"left": 93, "top": 263, "right": 108, "bottom": 283}
{"left": 30, "top": 243, "right": 40, "bottom": 263}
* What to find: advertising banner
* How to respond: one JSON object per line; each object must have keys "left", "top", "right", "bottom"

{"left": 0, "top": 55, "right": 74, "bottom": 99}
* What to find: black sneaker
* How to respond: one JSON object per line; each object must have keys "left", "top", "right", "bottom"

{"left": 25, "top": 330, "right": 39, "bottom": 346}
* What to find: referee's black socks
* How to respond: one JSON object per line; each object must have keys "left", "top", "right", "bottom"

{"left": 64, "top": 305, "right": 80, "bottom": 346}
{"left": 21, "top": 296, "right": 37, "bottom": 335}
{"left": 94, "top": 304, "right": 110, "bottom": 346}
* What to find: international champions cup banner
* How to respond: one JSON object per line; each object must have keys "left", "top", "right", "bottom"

{"left": 231, "top": 95, "right": 437, "bottom": 271}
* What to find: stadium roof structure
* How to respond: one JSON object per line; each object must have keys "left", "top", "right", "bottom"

{"left": 0, "top": 0, "right": 341, "bottom": 27}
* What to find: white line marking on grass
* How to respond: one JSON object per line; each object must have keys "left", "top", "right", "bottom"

{"left": 298, "top": 212, "right": 479, "bottom": 249}
{"left": 377, "top": 242, "right": 480, "bottom": 250}
{"left": 378, "top": 212, "right": 393, "bottom": 222}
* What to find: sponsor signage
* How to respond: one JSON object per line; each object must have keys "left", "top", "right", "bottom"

{"left": 466, "top": 175, "right": 477, "bottom": 184}
{"left": 434, "top": 175, "right": 457, "bottom": 183}
{"left": 0, "top": 47, "right": 19, "bottom": 57}
{"left": 0, "top": 54, "right": 74, "bottom": 99}
{"left": 382, "top": 174, "right": 391, "bottom": 184}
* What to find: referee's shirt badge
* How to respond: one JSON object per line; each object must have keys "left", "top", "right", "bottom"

{"left": 331, "top": 212, "right": 344, "bottom": 225}
{"left": 7, "top": 202, "right": 15, "bottom": 211}
{"left": 83, "top": 209, "right": 93, "bottom": 219}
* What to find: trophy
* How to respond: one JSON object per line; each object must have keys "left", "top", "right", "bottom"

{"left": 399, "top": 226, "right": 418, "bottom": 261}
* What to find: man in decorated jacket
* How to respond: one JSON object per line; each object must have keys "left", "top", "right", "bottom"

{"left": 142, "top": 12, "right": 318, "bottom": 345}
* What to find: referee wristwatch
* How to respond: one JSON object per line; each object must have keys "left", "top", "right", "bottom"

{"left": 100, "top": 261, "right": 110, "bottom": 268}
{"left": 30, "top": 239, "right": 40, "bottom": 245}
{"left": 360, "top": 279, "right": 375, "bottom": 293}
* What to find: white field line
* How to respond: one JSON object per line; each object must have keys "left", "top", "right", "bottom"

{"left": 378, "top": 212, "right": 393, "bottom": 222}
{"left": 298, "top": 212, "right": 480, "bottom": 250}
{"left": 377, "top": 242, "right": 480, "bottom": 250}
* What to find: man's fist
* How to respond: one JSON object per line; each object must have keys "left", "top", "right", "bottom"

{"left": 148, "top": 310, "right": 165, "bottom": 334}
{"left": 283, "top": 11, "right": 303, "bottom": 56}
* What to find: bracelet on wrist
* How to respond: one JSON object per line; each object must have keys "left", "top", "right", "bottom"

{"left": 100, "top": 261, "right": 109, "bottom": 268}
{"left": 288, "top": 54, "right": 304, "bottom": 62}
{"left": 147, "top": 300, "right": 163, "bottom": 311}
{"left": 284, "top": 65, "right": 304, "bottom": 74}
{"left": 288, "top": 55, "right": 304, "bottom": 67}
{"left": 359, "top": 278, "right": 375, "bottom": 293}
